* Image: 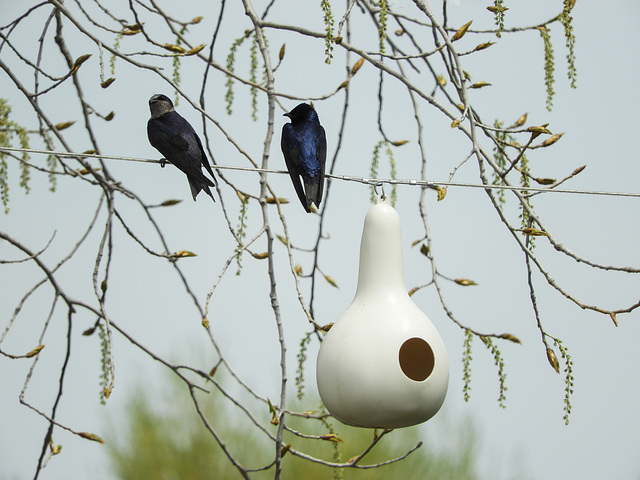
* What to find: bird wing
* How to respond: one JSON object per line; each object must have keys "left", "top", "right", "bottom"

{"left": 300, "top": 123, "right": 327, "bottom": 210}
{"left": 193, "top": 133, "right": 217, "bottom": 185}
{"left": 281, "top": 124, "right": 310, "bottom": 213}
{"left": 314, "top": 124, "right": 327, "bottom": 206}
{"left": 148, "top": 113, "right": 212, "bottom": 183}
{"left": 147, "top": 116, "right": 189, "bottom": 157}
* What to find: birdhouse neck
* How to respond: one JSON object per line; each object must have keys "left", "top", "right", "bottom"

{"left": 354, "top": 201, "right": 407, "bottom": 298}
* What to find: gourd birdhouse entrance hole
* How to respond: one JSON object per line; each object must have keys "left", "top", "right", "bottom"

{"left": 316, "top": 196, "right": 449, "bottom": 429}
{"left": 399, "top": 337, "right": 435, "bottom": 382}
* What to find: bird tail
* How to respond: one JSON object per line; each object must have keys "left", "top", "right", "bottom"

{"left": 303, "top": 175, "right": 323, "bottom": 212}
{"left": 189, "top": 176, "right": 216, "bottom": 202}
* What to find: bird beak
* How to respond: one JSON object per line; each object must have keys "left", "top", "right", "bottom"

{"left": 283, "top": 112, "right": 292, "bottom": 118}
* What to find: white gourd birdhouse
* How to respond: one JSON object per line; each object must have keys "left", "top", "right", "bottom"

{"left": 316, "top": 195, "right": 449, "bottom": 428}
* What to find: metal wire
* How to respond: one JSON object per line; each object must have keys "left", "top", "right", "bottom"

{"left": 1, "top": 145, "right": 639, "bottom": 198}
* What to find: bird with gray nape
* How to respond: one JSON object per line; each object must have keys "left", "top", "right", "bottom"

{"left": 147, "top": 94, "right": 217, "bottom": 201}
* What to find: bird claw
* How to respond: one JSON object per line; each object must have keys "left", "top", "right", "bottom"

{"left": 160, "top": 158, "right": 167, "bottom": 168}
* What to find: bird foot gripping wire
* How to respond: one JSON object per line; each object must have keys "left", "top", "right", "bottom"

{"left": 159, "top": 158, "right": 167, "bottom": 168}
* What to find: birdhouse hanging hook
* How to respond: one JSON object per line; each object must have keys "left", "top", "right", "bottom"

{"left": 373, "top": 181, "right": 386, "bottom": 201}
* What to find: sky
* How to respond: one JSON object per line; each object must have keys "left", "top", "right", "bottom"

{"left": 1, "top": 1, "right": 640, "bottom": 479}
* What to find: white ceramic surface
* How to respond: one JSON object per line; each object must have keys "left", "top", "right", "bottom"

{"left": 317, "top": 196, "right": 449, "bottom": 428}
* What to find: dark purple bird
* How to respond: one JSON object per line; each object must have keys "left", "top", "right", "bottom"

{"left": 281, "top": 103, "right": 327, "bottom": 213}
{"left": 147, "top": 94, "right": 217, "bottom": 201}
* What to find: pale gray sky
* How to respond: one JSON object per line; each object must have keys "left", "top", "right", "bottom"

{"left": 1, "top": 1, "right": 639, "bottom": 479}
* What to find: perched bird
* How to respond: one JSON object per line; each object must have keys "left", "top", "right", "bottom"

{"left": 147, "top": 93, "right": 217, "bottom": 201}
{"left": 281, "top": 103, "right": 327, "bottom": 213}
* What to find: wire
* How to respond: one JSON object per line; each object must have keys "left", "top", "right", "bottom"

{"left": 1, "top": 145, "right": 639, "bottom": 199}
